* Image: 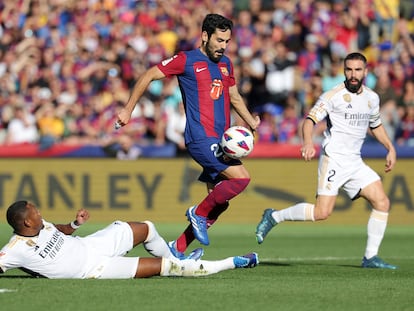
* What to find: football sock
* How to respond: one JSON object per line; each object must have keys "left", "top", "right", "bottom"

{"left": 207, "top": 202, "right": 229, "bottom": 228}
{"left": 273, "top": 203, "right": 315, "bottom": 223}
{"left": 143, "top": 221, "right": 171, "bottom": 258}
{"left": 160, "top": 257, "right": 234, "bottom": 277}
{"left": 175, "top": 202, "right": 229, "bottom": 252}
{"left": 196, "top": 178, "right": 250, "bottom": 217}
{"left": 364, "top": 209, "right": 388, "bottom": 259}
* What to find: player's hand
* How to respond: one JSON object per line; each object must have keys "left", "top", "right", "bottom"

{"left": 300, "top": 143, "right": 316, "bottom": 161}
{"left": 384, "top": 148, "right": 396, "bottom": 173}
{"left": 115, "top": 108, "right": 131, "bottom": 130}
{"left": 251, "top": 115, "right": 261, "bottom": 132}
{"left": 75, "top": 209, "right": 90, "bottom": 225}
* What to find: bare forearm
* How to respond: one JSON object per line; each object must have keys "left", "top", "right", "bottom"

{"left": 302, "top": 118, "right": 315, "bottom": 145}
{"left": 371, "top": 125, "right": 394, "bottom": 151}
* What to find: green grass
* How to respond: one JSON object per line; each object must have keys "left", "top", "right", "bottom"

{"left": 1, "top": 223, "right": 413, "bottom": 311}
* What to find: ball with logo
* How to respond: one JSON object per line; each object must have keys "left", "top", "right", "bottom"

{"left": 221, "top": 126, "right": 254, "bottom": 159}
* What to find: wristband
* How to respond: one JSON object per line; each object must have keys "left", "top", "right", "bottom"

{"left": 70, "top": 220, "right": 81, "bottom": 229}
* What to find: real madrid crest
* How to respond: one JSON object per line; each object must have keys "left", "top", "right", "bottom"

{"left": 368, "top": 101, "right": 372, "bottom": 109}
{"left": 343, "top": 94, "right": 351, "bottom": 102}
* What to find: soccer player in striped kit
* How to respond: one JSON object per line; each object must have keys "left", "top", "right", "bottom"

{"left": 116, "top": 14, "right": 260, "bottom": 257}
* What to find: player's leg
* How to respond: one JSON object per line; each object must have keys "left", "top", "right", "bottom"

{"left": 99, "top": 252, "right": 258, "bottom": 278}
{"left": 174, "top": 182, "right": 229, "bottom": 253}
{"left": 187, "top": 166, "right": 250, "bottom": 245}
{"left": 131, "top": 221, "right": 203, "bottom": 261}
{"left": 256, "top": 153, "right": 341, "bottom": 243}
{"left": 182, "top": 140, "right": 251, "bottom": 246}
{"left": 255, "top": 195, "right": 336, "bottom": 243}
{"left": 359, "top": 179, "right": 396, "bottom": 269}
{"left": 128, "top": 221, "right": 172, "bottom": 258}
{"left": 159, "top": 253, "right": 259, "bottom": 277}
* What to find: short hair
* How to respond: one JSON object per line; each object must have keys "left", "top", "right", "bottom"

{"left": 6, "top": 200, "right": 28, "bottom": 232}
{"left": 344, "top": 52, "right": 367, "bottom": 65}
{"left": 202, "top": 14, "right": 233, "bottom": 39}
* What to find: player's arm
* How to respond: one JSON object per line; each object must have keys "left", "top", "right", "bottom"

{"left": 370, "top": 124, "right": 397, "bottom": 172}
{"left": 116, "top": 66, "right": 166, "bottom": 128}
{"left": 55, "top": 209, "right": 90, "bottom": 235}
{"left": 300, "top": 118, "right": 317, "bottom": 161}
{"left": 229, "top": 85, "right": 260, "bottom": 131}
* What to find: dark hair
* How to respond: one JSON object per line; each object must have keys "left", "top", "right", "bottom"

{"left": 344, "top": 52, "right": 367, "bottom": 65}
{"left": 6, "top": 200, "right": 28, "bottom": 231}
{"left": 202, "top": 14, "right": 233, "bottom": 39}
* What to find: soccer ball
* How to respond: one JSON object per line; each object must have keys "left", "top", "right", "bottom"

{"left": 221, "top": 126, "right": 254, "bottom": 159}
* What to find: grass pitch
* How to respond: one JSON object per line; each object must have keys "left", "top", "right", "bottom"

{"left": 0, "top": 223, "right": 413, "bottom": 311}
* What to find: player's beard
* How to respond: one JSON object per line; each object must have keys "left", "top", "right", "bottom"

{"left": 344, "top": 78, "right": 363, "bottom": 93}
{"left": 205, "top": 40, "right": 224, "bottom": 63}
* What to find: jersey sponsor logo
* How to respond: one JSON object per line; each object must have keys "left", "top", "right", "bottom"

{"left": 196, "top": 67, "right": 207, "bottom": 73}
{"left": 210, "top": 79, "right": 223, "bottom": 100}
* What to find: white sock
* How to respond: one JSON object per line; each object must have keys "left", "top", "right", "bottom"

{"left": 273, "top": 203, "right": 315, "bottom": 223}
{"left": 143, "top": 221, "right": 172, "bottom": 259}
{"left": 364, "top": 210, "right": 388, "bottom": 259}
{"left": 160, "top": 257, "right": 235, "bottom": 277}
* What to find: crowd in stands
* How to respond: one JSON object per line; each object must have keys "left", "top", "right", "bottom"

{"left": 0, "top": 0, "right": 414, "bottom": 158}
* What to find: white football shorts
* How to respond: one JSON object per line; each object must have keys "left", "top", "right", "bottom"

{"left": 317, "top": 154, "right": 380, "bottom": 199}
{"left": 82, "top": 220, "right": 139, "bottom": 279}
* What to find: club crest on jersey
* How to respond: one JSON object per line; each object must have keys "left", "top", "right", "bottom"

{"left": 368, "top": 101, "right": 372, "bottom": 109}
{"left": 210, "top": 79, "right": 223, "bottom": 100}
{"left": 220, "top": 67, "right": 229, "bottom": 76}
{"left": 343, "top": 94, "right": 351, "bottom": 102}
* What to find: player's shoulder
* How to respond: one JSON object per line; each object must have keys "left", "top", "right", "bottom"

{"left": 321, "top": 83, "right": 346, "bottom": 101}
{"left": 362, "top": 85, "right": 380, "bottom": 101}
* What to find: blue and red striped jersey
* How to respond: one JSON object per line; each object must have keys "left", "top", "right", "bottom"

{"left": 157, "top": 49, "right": 236, "bottom": 143}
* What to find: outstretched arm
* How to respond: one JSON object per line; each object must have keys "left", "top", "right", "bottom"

{"left": 55, "top": 209, "right": 90, "bottom": 235}
{"left": 371, "top": 124, "right": 397, "bottom": 172}
{"left": 116, "top": 66, "right": 166, "bottom": 128}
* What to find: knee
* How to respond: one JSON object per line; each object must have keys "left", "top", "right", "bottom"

{"left": 373, "top": 196, "right": 390, "bottom": 213}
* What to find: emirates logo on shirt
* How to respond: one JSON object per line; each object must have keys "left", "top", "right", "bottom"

{"left": 210, "top": 79, "right": 223, "bottom": 100}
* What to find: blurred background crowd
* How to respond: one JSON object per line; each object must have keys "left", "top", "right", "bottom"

{"left": 0, "top": 0, "right": 414, "bottom": 159}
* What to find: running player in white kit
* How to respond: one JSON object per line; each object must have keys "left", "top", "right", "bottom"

{"left": 255, "top": 52, "right": 397, "bottom": 269}
{"left": 0, "top": 201, "right": 258, "bottom": 279}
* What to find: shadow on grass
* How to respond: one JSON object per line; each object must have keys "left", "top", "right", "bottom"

{"left": 259, "top": 260, "right": 362, "bottom": 269}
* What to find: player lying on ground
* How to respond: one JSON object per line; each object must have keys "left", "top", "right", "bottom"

{"left": 0, "top": 201, "right": 258, "bottom": 279}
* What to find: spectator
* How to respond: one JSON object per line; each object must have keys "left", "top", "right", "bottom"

{"left": 264, "top": 42, "right": 297, "bottom": 107}
{"left": 165, "top": 101, "right": 186, "bottom": 156}
{"left": 277, "top": 97, "right": 300, "bottom": 144}
{"left": 397, "top": 78, "right": 414, "bottom": 117}
{"left": 36, "top": 103, "right": 65, "bottom": 150}
{"left": 5, "top": 104, "right": 39, "bottom": 145}
{"left": 116, "top": 134, "right": 142, "bottom": 160}
{"left": 321, "top": 59, "right": 344, "bottom": 92}
{"left": 395, "top": 103, "right": 414, "bottom": 146}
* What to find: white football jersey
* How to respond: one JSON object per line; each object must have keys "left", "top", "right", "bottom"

{"left": 307, "top": 83, "right": 381, "bottom": 161}
{"left": 0, "top": 220, "right": 91, "bottom": 278}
